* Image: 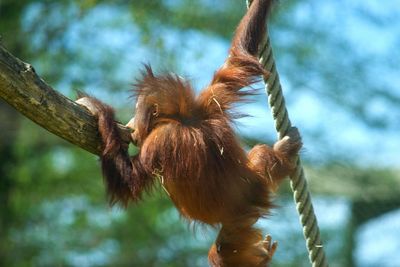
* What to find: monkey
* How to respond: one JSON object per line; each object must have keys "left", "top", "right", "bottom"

{"left": 77, "top": 0, "right": 302, "bottom": 266}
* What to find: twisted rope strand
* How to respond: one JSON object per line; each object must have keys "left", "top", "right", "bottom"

{"left": 260, "top": 32, "right": 328, "bottom": 267}
{"left": 245, "top": 1, "right": 329, "bottom": 266}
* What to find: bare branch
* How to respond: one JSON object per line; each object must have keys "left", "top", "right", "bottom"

{"left": 0, "top": 44, "right": 133, "bottom": 156}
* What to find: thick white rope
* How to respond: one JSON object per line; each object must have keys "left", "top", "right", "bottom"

{"left": 246, "top": 1, "right": 329, "bottom": 266}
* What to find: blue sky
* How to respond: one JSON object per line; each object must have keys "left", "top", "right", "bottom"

{"left": 25, "top": 0, "right": 400, "bottom": 168}
{"left": 22, "top": 0, "right": 400, "bottom": 168}
{"left": 21, "top": 1, "right": 400, "bottom": 265}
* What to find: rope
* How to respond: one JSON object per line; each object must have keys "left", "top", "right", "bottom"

{"left": 246, "top": 1, "right": 329, "bottom": 266}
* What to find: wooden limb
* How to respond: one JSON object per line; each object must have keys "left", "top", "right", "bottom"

{"left": 0, "top": 44, "right": 133, "bottom": 156}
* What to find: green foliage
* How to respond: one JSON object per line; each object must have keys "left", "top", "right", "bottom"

{"left": 4, "top": 119, "right": 209, "bottom": 266}
{"left": 1, "top": 0, "right": 399, "bottom": 266}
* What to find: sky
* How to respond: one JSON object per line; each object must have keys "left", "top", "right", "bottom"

{"left": 21, "top": 0, "right": 400, "bottom": 266}
{"left": 23, "top": 0, "right": 400, "bottom": 167}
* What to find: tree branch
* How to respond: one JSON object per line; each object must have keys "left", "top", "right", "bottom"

{"left": 0, "top": 44, "right": 133, "bottom": 156}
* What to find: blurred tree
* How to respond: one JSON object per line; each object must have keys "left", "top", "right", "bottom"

{"left": 0, "top": 1, "right": 35, "bottom": 265}
{"left": 0, "top": 0, "right": 399, "bottom": 266}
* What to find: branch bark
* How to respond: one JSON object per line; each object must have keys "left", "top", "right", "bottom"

{"left": 0, "top": 44, "right": 133, "bottom": 156}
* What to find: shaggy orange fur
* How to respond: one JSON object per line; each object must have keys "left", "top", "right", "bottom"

{"left": 80, "top": 0, "right": 302, "bottom": 265}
